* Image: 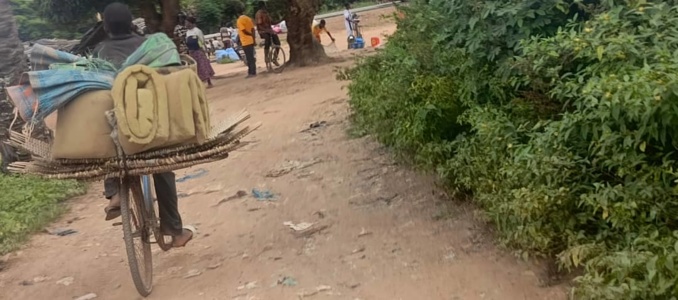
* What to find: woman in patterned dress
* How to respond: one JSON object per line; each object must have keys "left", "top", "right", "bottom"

{"left": 184, "top": 17, "right": 215, "bottom": 87}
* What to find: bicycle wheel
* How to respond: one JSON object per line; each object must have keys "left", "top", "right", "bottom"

{"left": 140, "top": 175, "right": 172, "bottom": 251}
{"left": 266, "top": 45, "right": 286, "bottom": 73}
{"left": 121, "top": 176, "right": 154, "bottom": 296}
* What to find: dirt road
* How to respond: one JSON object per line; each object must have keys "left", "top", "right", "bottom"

{"left": 0, "top": 8, "right": 567, "bottom": 300}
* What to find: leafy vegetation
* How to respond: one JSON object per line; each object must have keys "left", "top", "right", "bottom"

{"left": 0, "top": 175, "right": 85, "bottom": 255}
{"left": 343, "top": 0, "right": 678, "bottom": 298}
{"left": 10, "top": 0, "right": 90, "bottom": 41}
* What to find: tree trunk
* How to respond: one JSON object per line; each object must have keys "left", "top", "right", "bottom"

{"left": 0, "top": 0, "right": 51, "bottom": 172}
{"left": 140, "top": 0, "right": 162, "bottom": 33}
{"left": 159, "top": 0, "right": 180, "bottom": 37}
{"left": 285, "top": 0, "right": 328, "bottom": 66}
{"left": 140, "top": 0, "right": 179, "bottom": 37}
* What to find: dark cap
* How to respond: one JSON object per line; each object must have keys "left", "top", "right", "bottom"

{"left": 103, "top": 2, "right": 133, "bottom": 36}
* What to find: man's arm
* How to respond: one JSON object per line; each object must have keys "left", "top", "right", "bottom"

{"left": 327, "top": 30, "right": 335, "bottom": 42}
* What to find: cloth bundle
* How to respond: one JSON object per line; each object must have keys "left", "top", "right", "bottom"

{"left": 52, "top": 90, "right": 118, "bottom": 159}
{"left": 6, "top": 33, "right": 181, "bottom": 122}
{"left": 15, "top": 33, "right": 213, "bottom": 159}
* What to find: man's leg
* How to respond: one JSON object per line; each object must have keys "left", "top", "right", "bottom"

{"left": 263, "top": 33, "right": 272, "bottom": 63}
{"left": 103, "top": 178, "right": 121, "bottom": 220}
{"left": 153, "top": 172, "right": 193, "bottom": 246}
{"left": 243, "top": 44, "right": 256, "bottom": 76}
{"left": 272, "top": 34, "right": 281, "bottom": 63}
{"left": 153, "top": 172, "right": 182, "bottom": 235}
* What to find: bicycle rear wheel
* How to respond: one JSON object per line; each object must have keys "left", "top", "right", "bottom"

{"left": 121, "top": 176, "right": 154, "bottom": 296}
{"left": 267, "top": 45, "right": 286, "bottom": 73}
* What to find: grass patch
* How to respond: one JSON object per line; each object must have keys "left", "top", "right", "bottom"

{"left": 0, "top": 174, "right": 86, "bottom": 255}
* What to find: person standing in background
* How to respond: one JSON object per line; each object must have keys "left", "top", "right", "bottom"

{"left": 312, "top": 19, "right": 335, "bottom": 44}
{"left": 185, "top": 17, "right": 215, "bottom": 87}
{"left": 236, "top": 8, "right": 257, "bottom": 78}
{"left": 343, "top": 3, "right": 353, "bottom": 38}
{"left": 255, "top": 2, "right": 281, "bottom": 66}
{"left": 173, "top": 12, "right": 188, "bottom": 54}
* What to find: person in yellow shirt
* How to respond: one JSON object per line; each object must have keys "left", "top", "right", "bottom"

{"left": 312, "top": 19, "right": 335, "bottom": 44}
{"left": 236, "top": 9, "right": 257, "bottom": 78}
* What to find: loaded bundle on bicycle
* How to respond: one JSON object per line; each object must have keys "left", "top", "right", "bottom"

{"left": 5, "top": 33, "right": 259, "bottom": 180}
{"left": 4, "top": 32, "right": 259, "bottom": 297}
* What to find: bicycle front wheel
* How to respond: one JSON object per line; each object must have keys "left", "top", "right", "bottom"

{"left": 121, "top": 176, "right": 154, "bottom": 296}
{"left": 267, "top": 45, "right": 287, "bottom": 73}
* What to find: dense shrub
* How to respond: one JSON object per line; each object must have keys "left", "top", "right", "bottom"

{"left": 345, "top": 0, "right": 678, "bottom": 298}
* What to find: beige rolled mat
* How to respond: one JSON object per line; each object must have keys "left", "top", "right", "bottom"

{"left": 187, "top": 70, "right": 210, "bottom": 144}
{"left": 163, "top": 68, "right": 198, "bottom": 144}
{"left": 113, "top": 65, "right": 170, "bottom": 154}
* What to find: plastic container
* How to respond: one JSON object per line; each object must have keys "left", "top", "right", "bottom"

{"left": 354, "top": 37, "right": 365, "bottom": 49}
{"left": 371, "top": 37, "right": 380, "bottom": 47}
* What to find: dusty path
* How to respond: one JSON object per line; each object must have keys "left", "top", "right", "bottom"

{"left": 0, "top": 8, "right": 567, "bottom": 300}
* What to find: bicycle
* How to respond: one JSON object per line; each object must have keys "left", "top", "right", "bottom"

{"left": 265, "top": 44, "right": 286, "bottom": 73}
{"left": 119, "top": 174, "right": 171, "bottom": 296}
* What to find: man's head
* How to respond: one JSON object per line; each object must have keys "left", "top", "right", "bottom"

{"left": 103, "top": 2, "right": 133, "bottom": 36}
{"left": 258, "top": 1, "right": 267, "bottom": 11}
{"left": 319, "top": 19, "right": 326, "bottom": 28}
{"left": 345, "top": 3, "right": 351, "bottom": 10}
{"left": 177, "top": 12, "right": 187, "bottom": 24}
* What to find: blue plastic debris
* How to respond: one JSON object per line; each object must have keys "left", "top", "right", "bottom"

{"left": 251, "top": 188, "right": 276, "bottom": 201}
{"left": 176, "top": 168, "right": 208, "bottom": 183}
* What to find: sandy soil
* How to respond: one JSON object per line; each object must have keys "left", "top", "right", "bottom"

{"left": 0, "top": 8, "right": 568, "bottom": 300}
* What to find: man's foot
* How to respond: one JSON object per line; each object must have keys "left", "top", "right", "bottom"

{"left": 246, "top": 74, "right": 257, "bottom": 79}
{"left": 104, "top": 195, "right": 121, "bottom": 221}
{"left": 171, "top": 226, "right": 195, "bottom": 247}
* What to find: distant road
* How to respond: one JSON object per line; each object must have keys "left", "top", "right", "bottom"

{"left": 316, "top": 2, "right": 402, "bottom": 19}
{"left": 205, "top": 2, "right": 402, "bottom": 38}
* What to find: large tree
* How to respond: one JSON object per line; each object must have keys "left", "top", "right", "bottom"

{"left": 270, "top": 0, "right": 328, "bottom": 66}
{"left": 0, "top": 0, "right": 51, "bottom": 171}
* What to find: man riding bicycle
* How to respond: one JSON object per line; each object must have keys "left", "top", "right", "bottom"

{"left": 254, "top": 1, "right": 280, "bottom": 66}
{"left": 97, "top": 2, "right": 194, "bottom": 248}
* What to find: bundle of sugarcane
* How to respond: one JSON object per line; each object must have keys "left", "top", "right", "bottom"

{"left": 6, "top": 110, "right": 259, "bottom": 181}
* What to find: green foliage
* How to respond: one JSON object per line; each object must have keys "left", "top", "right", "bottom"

{"left": 345, "top": 0, "right": 678, "bottom": 298}
{"left": 11, "top": 0, "right": 90, "bottom": 40}
{"left": 0, "top": 175, "right": 85, "bottom": 255}
{"left": 195, "top": 0, "right": 225, "bottom": 33}
{"left": 222, "top": 0, "right": 246, "bottom": 24}
{"left": 341, "top": 5, "right": 466, "bottom": 167}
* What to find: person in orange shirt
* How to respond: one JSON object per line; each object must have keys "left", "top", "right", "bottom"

{"left": 312, "top": 19, "right": 335, "bottom": 44}
{"left": 236, "top": 8, "right": 257, "bottom": 78}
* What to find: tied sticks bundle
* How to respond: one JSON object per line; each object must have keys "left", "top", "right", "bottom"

{"left": 7, "top": 110, "right": 260, "bottom": 181}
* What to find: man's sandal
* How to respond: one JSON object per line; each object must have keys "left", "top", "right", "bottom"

{"left": 104, "top": 206, "right": 121, "bottom": 221}
{"left": 172, "top": 225, "right": 196, "bottom": 248}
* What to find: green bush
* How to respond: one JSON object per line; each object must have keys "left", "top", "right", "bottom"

{"left": 344, "top": 0, "right": 678, "bottom": 298}
{"left": 0, "top": 175, "right": 85, "bottom": 255}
